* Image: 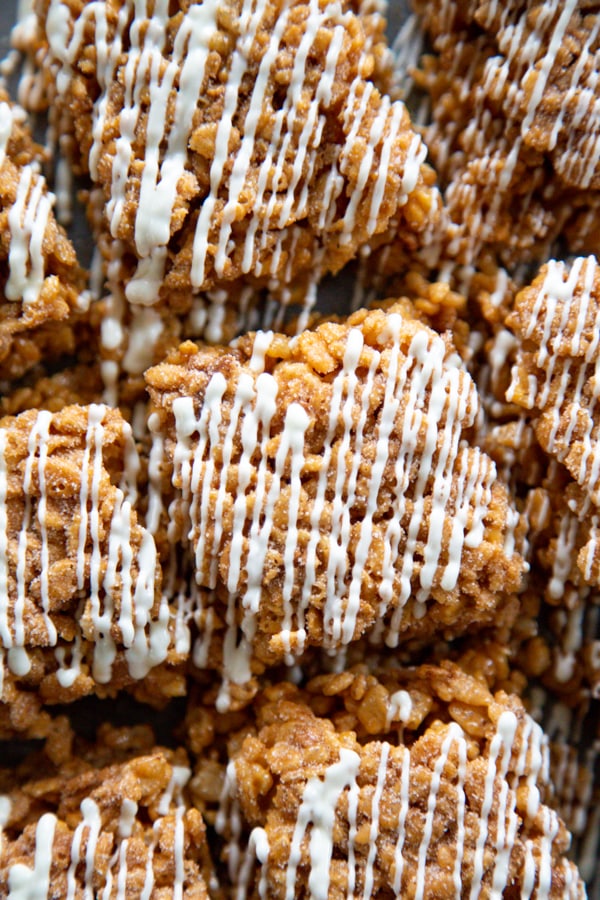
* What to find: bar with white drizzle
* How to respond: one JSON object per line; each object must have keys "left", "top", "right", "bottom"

{"left": 146, "top": 302, "right": 525, "bottom": 698}
{"left": 408, "top": 0, "right": 600, "bottom": 270}
{"left": 506, "top": 257, "right": 600, "bottom": 506}
{"left": 0, "top": 730, "right": 212, "bottom": 899}
{"left": 218, "top": 664, "right": 586, "bottom": 898}
{"left": 0, "top": 88, "right": 85, "bottom": 383}
{"left": 0, "top": 403, "right": 181, "bottom": 714}
{"left": 33, "top": 0, "right": 435, "bottom": 338}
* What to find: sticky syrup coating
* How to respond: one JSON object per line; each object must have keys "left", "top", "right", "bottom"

{"left": 146, "top": 301, "right": 525, "bottom": 688}
{"left": 410, "top": 1, "right": 600, "bottom": 269}
{"left": 0, "top": 721, "right": 214, "bottom": 899}
{"left": 0, "top": 90, "right": 86, "bottom": 383}
{"left": 213, "top": 664, "right": 585, "bottom": 899}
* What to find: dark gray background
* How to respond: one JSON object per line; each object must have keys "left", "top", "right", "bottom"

{"left": 0, "top": 6, "right": 12, "bottom": 61}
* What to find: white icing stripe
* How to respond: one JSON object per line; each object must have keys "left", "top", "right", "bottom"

{"left": 8, "top": 813, "right": 56, "bottom": 900}
{"left": 146, "top": 411, "right": 164, "bottom": 536}
{"left": 285, "top": 747, "right": 361, "bottom": 900}
{"left": 391, "top": 745, "right": 411, "bottom": 894}
{"left": 469, "top": 710, "right": 519, "bottom": 900}
{"left": 102, "top": 799, "right": 135, "bottom": 900}
{"left": 65, "top": 799, "right": 101, "bottom": 900}
{"left": 6, "top": 165, "right": 53, "bottom": 309}
{"left": 362, "top": 742, "right": 389, "bottom": 900}
{"left": 279, "top": 405, "right": 311, "bottom": 657}
{"left": 521, "top": 840, "right": 536, "bottom": 899}
{"left": 415, "top": 722, "right": 465, "bottom": 900}
{"left": 86, "top": 405, "right": 115, "bottom": 683}
{"left": 140, "top": 826, "right": 157, "bottom": 900}
{"left": 25, "top": 412, "right": 56, "bottom": 646}
{"left": 157, "top": 765, "right": 191, "bottom": 816}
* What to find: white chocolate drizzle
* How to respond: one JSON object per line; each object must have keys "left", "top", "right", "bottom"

{"left": 6, "top": 165, "right": 53, "bottom": 311}
{"left": 7, "top": 814, "right": 56, "bottom": 900}
{"left": 65, "top": 798, "right": 101, "bottom": 900}
{"left": 507, "top": 256, "right": 600, "bottom": 512}
{"left": 285, "top": 747, "right": 361, "bottom": 900}
{"left": 410, "top": 0, "right": 600, "bottom": 266}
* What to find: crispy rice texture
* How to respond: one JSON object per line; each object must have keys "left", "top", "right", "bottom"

{"left": 0, "top": 404, "right": 188, "bottom": 718}
{"left": 412, "top": 0, "right": 600, "bottom": 269}
{"left": 0, "top": 2, "right": 597, "bottom": 894}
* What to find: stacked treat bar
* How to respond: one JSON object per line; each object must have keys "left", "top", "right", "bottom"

{"left": 0, "top": 0, "right": 598, "bottom": 896}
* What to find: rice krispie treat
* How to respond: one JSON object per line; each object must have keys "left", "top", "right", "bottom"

{"left": 418, "top": 0, "right": 600, "bottom": 192}
{"left": 210, "top": 664, "right": 585, "bottom": 898}
{"left": 146, "top": 302, "right": 525, "bottom": 701}
{"left": 0, "top": 403, "right": 192, "bottom": 719}
{"left": 409, "top": 0, "right": 600, "bottom": 270}
{"left": 465, "top": 256, "right": 600, "bottom": 710}
{"left": 34, "top": 0, "right": 437, "bottom": 316}
{"left": 0, "top": 721, "right": 215, "bottom": 898}
{"left": 498, "top": 256, "right": 600, "bottom": 601}
{"left": 417, "top": 252, "right": 599, "bottom": 708}
{"left": 0, "top": 89, "right": 86, "bottom": 382}
{"left": 506, "top": 257, "right": 600, "bottom": 507}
